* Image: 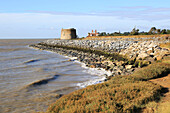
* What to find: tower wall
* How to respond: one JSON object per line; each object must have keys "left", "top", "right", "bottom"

{"left": 60, "top": 28, "right": 77, "bottom": 39}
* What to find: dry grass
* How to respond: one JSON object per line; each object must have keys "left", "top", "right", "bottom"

{"left": 142, "top": 73, "right": 170, "bottom": 113}
{"left": 161, "top": 56, "right": 170, "bottom": 66}
{"left": 84, "top": 34, "right": 170, "bottom": 40}
{"left": 131, "top": 63, "right": 170, "bottom": 81}
{"left": 156, "top": 101, "right": 170, "bottom": 113}
{"left": 46, "top": 61, "right": 170, "bottom": 113}
{"left": 134, "top": 57, "right": 170, "bottom": 113}
{"left": 46, "top": 81, "right": 161, "bottom": 113}
{"left": 160, "top": 43, "right": 170, "bottom": 51}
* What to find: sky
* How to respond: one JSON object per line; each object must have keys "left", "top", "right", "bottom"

{"left": 0, "top": 0, "right": 170, "bottom": 39}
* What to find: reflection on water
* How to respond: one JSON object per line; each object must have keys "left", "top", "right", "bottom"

{"left": 0, "top": 39, "right": 101, "bottom": 113}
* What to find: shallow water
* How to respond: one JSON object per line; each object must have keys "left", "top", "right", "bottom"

{"left": 0, "top": 39, "right": 105, "bottom": 113}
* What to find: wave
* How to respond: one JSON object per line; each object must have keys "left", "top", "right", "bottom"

{"left": 25, "top": 75, "right": 60, "bottom": 87}
{"left": 24, "top": 59, "right": 41, "bottom": 64}
{"left": 29, "top": 47, "right": 113, "bottom": 88}
{"left": 77, "top": 76, "right": 106, "bottom": 88}
{"left": 0, "top": 48, "right": 27, "bottom": 52}
{"left": 73, "top": 60, "right": 112, "bottom": 88}
{"left": 0, "top": 56, "right": 27, "bottom": 61}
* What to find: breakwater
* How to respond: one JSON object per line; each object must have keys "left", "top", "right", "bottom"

{"left": 29, "top": 36, "right": 169, "bottom": 80}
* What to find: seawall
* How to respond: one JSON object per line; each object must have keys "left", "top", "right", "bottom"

{"left": 29, "top": 36, "right": 169, "bottom": 80}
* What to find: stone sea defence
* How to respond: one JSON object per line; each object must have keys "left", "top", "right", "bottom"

{"left": 29, "top": 36, "right": 169, "bottom": 79}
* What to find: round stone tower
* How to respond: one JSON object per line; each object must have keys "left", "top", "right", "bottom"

{"left": 60, "top": 28, "right": 77, "bottom": 40}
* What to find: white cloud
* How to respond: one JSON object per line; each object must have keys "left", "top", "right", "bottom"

{"left": 121, "top": 6, "right": 151, "bottom": 9}
{"left": 28, "top": 6, "right": 170, "bottom": 21}
{"left": 0, "top": 12, "right": 169, "bottom": 38}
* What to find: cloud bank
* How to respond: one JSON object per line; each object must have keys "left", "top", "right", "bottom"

{"left": 28, "top": 6, "right": 170, "bottom": 21}
{"left": 0, "top": 6, "right": 170, "bottom": 38}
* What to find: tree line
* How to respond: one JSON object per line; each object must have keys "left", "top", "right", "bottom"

{"left": 98, "top": 27, "right": 170, "bottom": 36}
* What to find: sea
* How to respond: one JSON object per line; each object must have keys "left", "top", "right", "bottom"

{"left": 0, "top": 39, "right": 109, "bottom": 113}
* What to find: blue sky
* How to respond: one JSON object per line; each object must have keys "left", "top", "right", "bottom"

{"left": 0, "top": 0, "right": 170, "bottom": 39}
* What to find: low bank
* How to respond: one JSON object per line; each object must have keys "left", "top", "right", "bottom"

{"left": 46, "top": 59, "right": 170, "bottom": 113}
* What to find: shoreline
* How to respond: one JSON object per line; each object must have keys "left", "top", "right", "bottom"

{"left": 28, "top": 37, "right": 170, "bottom": 112}
{"left": 29, "top": 43, "right": 134, "bottom": 77}
{"left": 29, "top": 46, "right": 112, "bottom": 88}
{"left": 29, "top": 37, "right": 169, "bottom": 83}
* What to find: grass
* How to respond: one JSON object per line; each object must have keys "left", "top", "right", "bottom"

{"left": 46, "top": 61, "right": 170, "bottom": 113}
{"left": 142, "top": 56, "right": 170, "bottom": 113}
{"left": 159, "top": 43, "right": 170, "bottom": 50}
{"left": 131, "top": 63, "right": 170, "bottom": 81}
{"left": 161, "top": 56, "right": 170, "bottom": 64}
{"left": 85, "top": 34, "right": 170, "bottom": 40}
{"left": 156, "top": 101, "right": 170, "bottom": 113}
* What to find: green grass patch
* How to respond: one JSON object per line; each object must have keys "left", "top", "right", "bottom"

{"left": 131, "top": 63, "right": 170, "bottom": 81}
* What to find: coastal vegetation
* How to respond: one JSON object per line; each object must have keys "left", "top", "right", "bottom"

{"left": 98, "top": 27, "right": 170, "bottom": 36}
{"left": 46, "top": 59, "right": 170, "bottom": 113}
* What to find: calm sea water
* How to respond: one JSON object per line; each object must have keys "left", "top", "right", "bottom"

{"left": 0, "top": 39, "right": 105, "bottom": 113}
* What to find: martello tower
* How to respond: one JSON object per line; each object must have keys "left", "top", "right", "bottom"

{"left": 60, "top": 28, "right": 77, "bottom": 40}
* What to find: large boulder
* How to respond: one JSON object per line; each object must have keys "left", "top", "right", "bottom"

{"left": 137, "top": 53, "right": 150, "bottom": 60}
{"left": 125, "top": 65, "right": 133, "bottom": 70}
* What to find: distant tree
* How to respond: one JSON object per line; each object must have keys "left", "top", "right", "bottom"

{"left": 167, "top": 29, "right": 170, "bottom": 34}
{"left": 139, "top": 31, "right": 148, "bottom": 35}
{"left": 123, "top": 32, "right": 130, "bottom": 36}
{"left": 113, "top": 32, "right": 121, "bottom": 36}
{"left": 136, "top": 29, "right": 139, "bottom": 34}
{"left": 148, "top": 27, "right": 157, "bottom": 34}
{"left": 156, "top": 29, "right": 161, "bottom": 34}
{"left": 98, "top": 32, "right": 107, "bottom": 36}
{"left": 110, "top": 33, "right": 115, "bottom": 36}
{"left": 161, "top": 29, "right": 167, "bottom": 34}
{"left": 98, "top": 33, "right": 102, "bottom": 36}
{"left": 130, "top": 28, "right": 139, "bottom": 35}
{"left": 96, "top": 28, "right": 168, "bottom": 37}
